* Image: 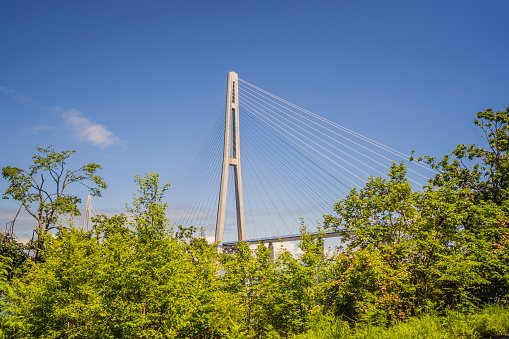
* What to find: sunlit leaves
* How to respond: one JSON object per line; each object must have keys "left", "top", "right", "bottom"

{"left": 1, "top": 146, "right": 107, "bottom": 239}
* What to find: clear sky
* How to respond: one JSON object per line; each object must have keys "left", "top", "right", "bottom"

{"left": 1, "top": 1, "right": 509, "bottom": 241}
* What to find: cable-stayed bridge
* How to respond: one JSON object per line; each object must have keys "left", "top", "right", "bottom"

{"left": 166, "top": 72, "right": 435, "bottom": 247}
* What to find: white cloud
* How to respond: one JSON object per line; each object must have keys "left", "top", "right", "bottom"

{"left": 0, "top": 86, "right": 14, "bottom": 94}
{"left": 62, "top": 109, "right": 126, "bottom": 149}
{"left": 30, "top": 125, "right": 55, "bottom": 134}
{"left": 13, "top": 94, "right": 28, "bottom": 102}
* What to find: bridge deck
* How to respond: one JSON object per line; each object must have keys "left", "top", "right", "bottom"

{"left": 222, "top": 231, "right": 340, "bottom": 246}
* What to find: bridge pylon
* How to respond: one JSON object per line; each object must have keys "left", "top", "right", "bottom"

{"left": 215, "top": 72, "right": 246, "bottom": 247}
{"left": 83, "top": 194, "right": 92, "bottom": 231}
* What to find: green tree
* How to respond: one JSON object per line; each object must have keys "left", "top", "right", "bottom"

{"left": 1, "top": 146, "right": 107, "bottom": 260}
{"left": 0, "top": 238, "right": 27, "bottom": 280}
{"left": 218, "top": 227, "right": 329, "bottom": 337}
{"left": 416, "top": 108, "right": 509, "bottom": 304}
{"left": 323, "top": 163, "right": 483, "bottom": 322}
{"left": 418, "top": 107, "right": 509, "bottom": 206}
{"left": 1, "top": 172, "right": 245, "bottom": 338}
{"left": 419, "top": 107, "right": 509, "bottom": 205}
{"left": 321, "top": 108, "right": 509, "bottom": 324}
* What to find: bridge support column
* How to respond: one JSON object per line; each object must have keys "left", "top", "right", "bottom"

{"left": 215, "top": 72, "right": 246, "bottom": 246}
{"left": 83, "top": 194, "right": 92, "bottom": 231}
{"left": 268, "top": 242, "right": 275, "bottom": 264}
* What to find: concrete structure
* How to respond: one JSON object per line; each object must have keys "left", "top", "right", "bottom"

{"left": 215, "top": 72, "right": 246, "bottom": 246}
{"left": 214, "top": 72, "right": 342, "bottom": 253}
{"left": 83, "top": 194, "right": 92, "bottom": 231}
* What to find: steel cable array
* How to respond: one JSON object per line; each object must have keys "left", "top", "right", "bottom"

{"left": 166, "top": 79, "right": 437, "bottom": 243}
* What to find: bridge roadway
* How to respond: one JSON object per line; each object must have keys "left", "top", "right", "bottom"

{"left": 221, "top": 230, "right": 341, "bottom": 246}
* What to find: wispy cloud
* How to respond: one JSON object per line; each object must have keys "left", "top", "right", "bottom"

{"left": 1, "top": 86, "right": 127, "bottom": 149}
{"left": 13, "top": 94, "right": 29, "bottom": 103}
{"left": 0, "top": 86, "right": 15, "bottom": 94}
{"left": 29, "top": 125, "right": 56, "bottom": 134}
{"left": 0, "top": 85, "right": 39, "bottom": 105}
{"left": 62, "top": 109, "right": 126, "bottom": 149}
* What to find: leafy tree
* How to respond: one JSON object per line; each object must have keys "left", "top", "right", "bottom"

{"left": 1, "top": 172, "right": 245, "bottom": 338}
{"left": 415, "top": 107, "right": 509, "bottom": 206}
{"left": 0, "top": 255, "right": 11, "bottom": 300}
{"left": 1, "top": 146, "right": 107, "bottom": 260}
{"left": 2, "top": 108, "right": 508, "bottom": 337}
{"left": 321, "top": 108, "right": 509, "bottom": 324}
{"left": 323, "top": 163, "right": 485, "bottom": 322}
{"left": 218, "top": 226, "right": 329, "bottom": 337}
{"left": 415, "top": 108, "right": 509, "bottom": 304}
{"left": 0, "top": 238, "right": 27, "bottom": 280}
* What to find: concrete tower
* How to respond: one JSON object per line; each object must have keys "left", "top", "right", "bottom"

{"left": 215, "top": 72, "right": 246, "bottom": 245}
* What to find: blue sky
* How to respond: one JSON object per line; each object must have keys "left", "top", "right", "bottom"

{"left": 1, "top": 1, "right": 509, "bottom": 241}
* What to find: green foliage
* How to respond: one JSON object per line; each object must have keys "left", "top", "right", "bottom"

{"left": 1, "top": 172, "right": 245, "bottom": 338}
{"left": 0, "top": 239, "right": 28, "bottom": 280}
{"left": 127, "top": 172, "right": 171, "bottom": 242}
{"left": 1, "top": 108, "right": 509, "bottom": 337}
{"left": 0, "top": 255, "right": 11, "bottom": 296}
{"left": 319, "top": 108, "right": 509, "bottom": 324}
{"left": 216, "top": 224, "right": 331, "bottom": 337}
{"left": 422, "top": 107, "right": 509, "bottom": 206}
{"left": 293, "top": 305, "right": 509, "bottom": 339}
{"left": 1, "top": 146, "right": 107, "bottom": 261}
{"left": 0, "top": 255, "right": 12, "bottom": 339}
{"left": 323, "top": 163, "right": 482, "bottom": 321}
{"left": 416, "top": 108, "right": 509, "bottom": 304}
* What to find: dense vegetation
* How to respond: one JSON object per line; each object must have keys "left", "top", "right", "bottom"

{"left": 1, "top": 108, "right": 508, "bottom": 338}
